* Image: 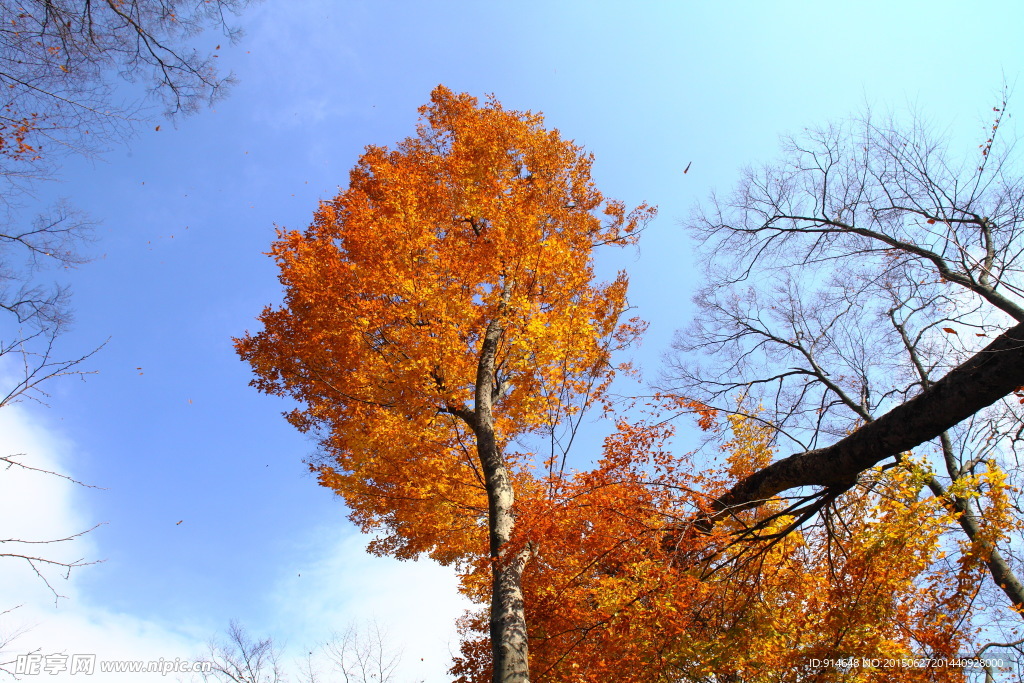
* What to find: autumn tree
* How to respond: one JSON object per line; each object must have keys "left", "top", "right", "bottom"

{"left": 236, "top": 85, "right": 654, "bottom": 683}
{"left": 662, "top": 99, "right": 1024, "bottom": 657}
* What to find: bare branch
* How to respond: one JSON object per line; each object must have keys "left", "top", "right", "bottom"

{"left": 201, "top": 621, "right": 285, "bottom": 683}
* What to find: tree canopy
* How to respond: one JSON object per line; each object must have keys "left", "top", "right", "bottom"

{"left": 237, "top": 85, "right": 654, "bottom": 683}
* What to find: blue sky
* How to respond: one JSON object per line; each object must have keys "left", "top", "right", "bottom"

{"left": 2, "top": 1, "right": 1023, "bottom": 680}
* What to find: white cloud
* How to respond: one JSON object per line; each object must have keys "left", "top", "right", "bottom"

{"left": 0, "top": 407, "right": 91, "bottom": 603}
{"left": 269, "top": 529, "right": 473, "bottom": 682}
{"left": 0, "top": 405, "right": 207, "bottom": 681}
{"left": 0, "top": 404, "right": 472, "bottom": 683}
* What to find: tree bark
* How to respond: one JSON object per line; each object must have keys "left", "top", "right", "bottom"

{"left": 474, "top": 302, "right": 531, "bottom": 683}
{"left": 705, "top": 321, "right": 1024, "bottom": 523}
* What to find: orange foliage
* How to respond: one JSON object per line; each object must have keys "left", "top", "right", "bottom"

{"left": 453, "top": 408, "right": 1001, "bottom": 682}
{"left": 0, "top": 106, "right": 42, "bottom": 161}
{"left": 236, "top": 85, "right": 654, "bottom": 567}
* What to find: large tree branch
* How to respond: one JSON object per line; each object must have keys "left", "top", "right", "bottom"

{"left": 704, "top": 321, "right": 1024, "bottom": 523}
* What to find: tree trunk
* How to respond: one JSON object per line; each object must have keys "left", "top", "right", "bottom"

{"left": 475, "top": 305, "right": 531, "bottom": 683}
{"left": 486, "top": 484, "right": 531, "bottom": 683}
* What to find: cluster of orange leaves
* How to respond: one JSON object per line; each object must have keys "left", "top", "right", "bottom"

{"left": 453, "top": 406, "right": 1016, "bottom": 682}
{"left": 236, "top": 85, "right": 654, "bottom": 566}
{"left": 0, "top": 106, "right": 41, "bottom": 161}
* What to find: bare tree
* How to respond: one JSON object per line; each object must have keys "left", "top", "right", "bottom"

{"left": 0, "top": 605, "right": 35, "bottom": 678}
{"left": 0, "top": 455, "right": 103, "bottom": 677}
{"left": 300, "top": 621, "right": 405, "bottom": 683}
{"left": 0, "top": 0, "right": 257, "bottom": 401}
{"left": 0, "top": 0, "right": 254, "bottom": 670}
{"left": 202, "top": 621, "right": 286, "bottom": 683}
{"left": 199, "top": 620, "right": 416, "bottom": 683}
{"left": 0, "top": 0, "right": 253, "bottom": 137}
{"left": 662, "top": 96, "right": 1024, "bottom": 642}
{"left": 0, "top": 453, "right": 103, "bottom": 602}
{"left": 0, "top": 202, "right": 101, "bottom": 411}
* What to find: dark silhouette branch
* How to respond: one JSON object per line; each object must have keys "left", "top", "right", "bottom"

{"left": 700, "top": 321, "right": 1024, "bottom": 524}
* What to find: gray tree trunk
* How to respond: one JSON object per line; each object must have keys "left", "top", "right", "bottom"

{"left": 474, "top": 307, "right": 531, "bottom": 683}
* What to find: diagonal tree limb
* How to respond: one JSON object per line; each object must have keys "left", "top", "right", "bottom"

{"left": 701, "top": 321, "right": 1024, "bottom": 525}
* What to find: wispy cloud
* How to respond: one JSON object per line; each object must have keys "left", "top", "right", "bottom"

{"left": 0, "top": 404, "right": 470, "bottom": 682}
{"left": 268, "top": 528, "right": 472, "bottom": 681}
{"left": 0, "top": 405, "right": 207, "bottom": 681}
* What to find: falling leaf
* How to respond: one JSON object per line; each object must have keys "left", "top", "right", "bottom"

{"left": 942, "top": 327, "right": 958, "bottom": 334}
{"left": 683, "top": 161, "right": 692, "bottom": 174}
{"left": 176, "top": 520, "right": 183, "bottom": 525}
{"left": 926, "top": 218, "right": 936, "bottom": 224}
{"left": 155, "top": 125, "right": 160, "bottom": 131}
